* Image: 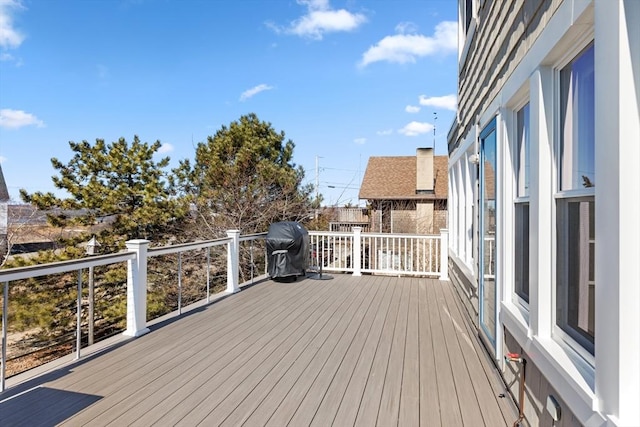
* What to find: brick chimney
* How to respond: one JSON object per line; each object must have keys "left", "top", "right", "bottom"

{"left": 416, "top": 147, "right": 434, "bottom": 193}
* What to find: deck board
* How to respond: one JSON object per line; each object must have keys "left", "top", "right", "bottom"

{"left": 195, "top": 275, "right": 371, "bottom": 426}
{"left": 433, "top": 275, "right": 485, "bottom": 426}
{"left": 426, "top": 275, "right": 464, "bottom": 426}
{"left": 211, "top": 278, "right": 385, "bottom": 426}
{"left": 135, "top": 278, "right": 351, "bottom": 426}
{"left": 0, "top": 274, "right": 517, "bottom": 427}
{"left": 376, "top": 277, "right": 410, "bottom": 427}
{"left": 398, "top": 278, "right": 420, "bottom": 427}
{"left": 353, "top": 276, "right": 405, "bottom": 427}
{"left": 309, "top": 276, "right": 394, "bottom": 427}
{"left": 264, "top": 275, "right": 382, "bottom": 426}
{"left": 440, "top": 275, "right": 513, "bottom": 426}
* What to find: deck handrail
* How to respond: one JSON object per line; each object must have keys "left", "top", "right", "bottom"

{"left": 0, "top": 252, "right": 136, "bottom": 283}
{"left": 308, "top": 228, "right": 448, "bottom": 280}
{"left": 147, "top": 236, "right": 232, "bottom": 256}
{"left": 0, "top": 231, "right": 264, "bottom": 391}
{"left": 0, "top": 227, "right": 448, "bottom": 392}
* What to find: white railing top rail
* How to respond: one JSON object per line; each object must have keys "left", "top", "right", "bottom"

{"left": 239, "top": 232, "right": 268, "bottom": 242}
{"left": 360, "top": 232, "right": 440, "bottom": 239}
{"left": 0, "top": 252, "right": 136, "bottom": 283}
{"left": 148, "top": 237, "right": 232, "bottom": 257}
{"left": 308, "top": 230, "right": 353, "bottom": 237}
{"left": 307, "top": 230, "right": 444, "bottom": 240}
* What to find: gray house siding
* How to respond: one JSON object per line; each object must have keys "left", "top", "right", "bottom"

{"left": 449, "top": 0, "right": 640, "bottom": 425}
{"left": 451, "top": 0, "right": 562, "bottom": 154}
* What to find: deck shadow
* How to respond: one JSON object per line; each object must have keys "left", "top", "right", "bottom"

{"left": 0, "top": 386, "right": 102, "bottom": 426}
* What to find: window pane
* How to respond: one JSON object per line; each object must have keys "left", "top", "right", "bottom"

{"left": 560, "top": 44, "right": 595, "bottom": 190}
{"left": 556, "top": 198, "right": 595, "bottom": 354}
{"left": 515, "top": 203, "right": 529, "bottom": 302}
{"left": 517, "top": 103, "right": 530, "bottom": 197}
{"left": 465, "top": 0, "right": 473, "bottom": 32}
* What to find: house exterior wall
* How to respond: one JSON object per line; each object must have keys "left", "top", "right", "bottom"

{"left": 503, "top": 329, "right": 581, "bottom": 427}
{"left": 448, "top": 1, "right": 640, "bottom": 426}
{"left": 451, "top": 0, "right": 563, "bottom": 154}
{"left": 415, "top": 202, "right": 433, "bottom": 234}
{"left": 370, "top": 200, "right": 446, "bottom": 234}
{"left": 390, "top": 209, "right": 417, "bottom": 234}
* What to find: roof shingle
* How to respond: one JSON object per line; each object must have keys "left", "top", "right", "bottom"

{"left": 359, "top": 155, "right": 448, "bottom": 201}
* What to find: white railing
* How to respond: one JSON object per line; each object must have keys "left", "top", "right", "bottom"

{"left": 309, "top": 228, "right": 448, "bottom": 279}
{"left": 1, "top": 252, "right": 136, "bottom": 391}
{"left": 0, "top": 231, "right": 267, "bottom": 391}
{"left": 0, "top": 227, "right": 447, "bottom": 392}
{"left": 483, "top": 235, "right": 495, "bottom": 279}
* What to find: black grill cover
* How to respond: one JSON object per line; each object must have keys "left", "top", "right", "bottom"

{"left": 266, "top": 221, "right": 309, "bottom": 279}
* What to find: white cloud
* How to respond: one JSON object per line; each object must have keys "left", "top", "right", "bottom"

{"left": 0, "top": 0, "right": 25, "bottom": 49}
{"left": 0, "top": 108, "right": 44, "bottom": 129}
{"left": 0, "top": 51, "right": 12, "bottom": 61}
{"left": 398, "top": 121, "right": 433, "bottom": 137}
{"left": 405, "top": 105, "right": 420, "bottom": 113}
{"left": 353, "top": 137, "right": 366, "bottom": 145}
{"left": 376, "top": 129, "right": 393, "bottom": 136}
{"left": 0, "top": 156, "right": 6, "bottom": 163}
{"left": 239, "top": 84, "right": 273, "bottom": 101}
{"left": 418, "top": 94, "right": 457, "bottom": 111}
{"left": 360, "top": 20, "right": 457, "bottom": 67}
{"left": 158, "top": 143, "right": 174, "bottom": 154}
{"left": 395, "top": 21, "right": 418, "bottom": 35}
{"left": 269, "top": 0, "right": 366, "bottom": 40}
{"left": 297, "top": 0, "right": 330, "bottom": 11}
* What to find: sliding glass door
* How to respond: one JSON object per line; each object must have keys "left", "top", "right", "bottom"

{"left": 479, "top": 119, "right": 497, "bottom": 347}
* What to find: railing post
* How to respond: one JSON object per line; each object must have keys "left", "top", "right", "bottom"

{"left": 75, "top": 270, "right": 82, "bottom": 360}
{"left": 2, "top": 281, "right": 8, "bottom": 392}
{"left": 226, "top": 230, "right": 240, "bottom": 293}
{"left": 124, "top": 239, "right": 150, "bottom": 337}
{"left": 439, "top": 229, "right": 449, "bottom": 281}
{"left": 206, "top": 247, "right": 211, "bottom": 303}
{"left": 352, "top": 227, "right": 362, "bottom": 276}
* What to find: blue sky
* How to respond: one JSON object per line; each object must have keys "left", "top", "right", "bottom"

{"left": 0, "top": 0, "right": 458, "bottom": 207}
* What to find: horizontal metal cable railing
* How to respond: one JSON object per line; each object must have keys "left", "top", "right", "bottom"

{"left": 0, "top": 232, "right": 268, "bottom": 391}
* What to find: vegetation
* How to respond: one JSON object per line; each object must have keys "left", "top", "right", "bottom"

{"left": 20, "top": 136, "right": 187, "bottom": 247}
{"left": 3, "top": 115, "right": 314, "bottom": 375}
{"left": 175, "top": 113, "right": 315, "bottom": 237}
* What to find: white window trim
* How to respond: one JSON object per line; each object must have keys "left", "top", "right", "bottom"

{"left": 458, "top": 0, "right": 477, "bottom": 66}
{"left": 507, "top": 91, "right": 531, "bottom": 311}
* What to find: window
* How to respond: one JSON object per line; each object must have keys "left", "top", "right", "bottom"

{"left": 464, "top": 0, "right": 473, "bottom": 33}
{"left": 515, "top": 103, "right": 530, "bottom": 303}
{"left": 559, "top": 45, "right": 595, "bottom": 191}
{"left": 556, "top": 44, "right": 595, "bottom": 355}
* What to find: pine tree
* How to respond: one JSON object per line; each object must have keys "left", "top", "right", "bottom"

{"left": 20, "top": 136, "right": 187, "bottom": 244}
{"left": 176, "top": 113, "right": 314, "bottom": 237}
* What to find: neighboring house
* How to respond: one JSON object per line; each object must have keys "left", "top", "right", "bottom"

{"left": 448, "top": 1, "right": 639, "bottom": 426}
{"left": 323, "top": 207, "right": 372, "bottom": 232}
{"left": 359, "top": 148, "right": 447, "bottom": 234}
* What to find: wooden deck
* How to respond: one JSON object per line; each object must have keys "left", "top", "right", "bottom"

{"left": 0, "top": 274, "right": 517, "bottom": 426}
